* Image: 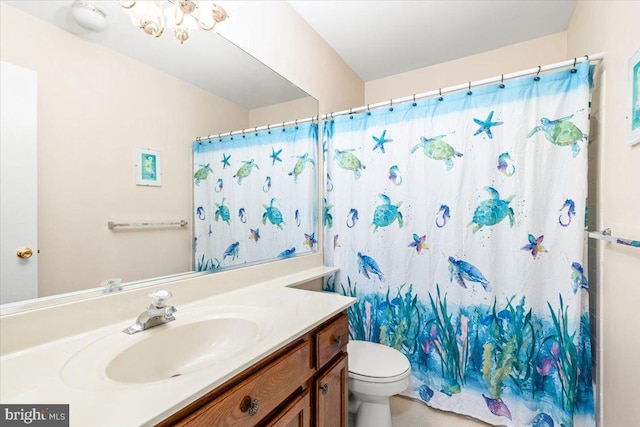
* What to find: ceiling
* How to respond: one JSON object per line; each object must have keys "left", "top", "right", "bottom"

{"left": 289, "top": 0, "right": 577, "bottom": 81}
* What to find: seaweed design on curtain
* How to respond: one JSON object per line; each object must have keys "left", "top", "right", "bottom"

{"left": 193, "top": 122, "right": 318, "bottom": 271}
{"left": 323, "top": 62, "right": 594, "bottom": 427}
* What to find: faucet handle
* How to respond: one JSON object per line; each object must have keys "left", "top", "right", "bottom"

{"left": 149, "top": 289, "right": 172, "bottom": 308}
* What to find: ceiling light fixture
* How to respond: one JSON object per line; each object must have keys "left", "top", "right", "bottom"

{"left": 118, "top": 1, "right": 229, "bottom": 44}
{"left": 71, "top": 1, "right": 108, "bottom": 32}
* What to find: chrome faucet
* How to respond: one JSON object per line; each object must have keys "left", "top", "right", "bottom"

{"left": 123, "top": 289, "right": 177, "bottom": 334}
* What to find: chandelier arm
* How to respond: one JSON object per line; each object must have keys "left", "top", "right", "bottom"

{"left": 197, "top": 19, "right": 217, "bottom": 31}
{"left": 196, "top": 4, "right": 215, "bottom": 31}
{"left": 153, "top": 2, "right": 166, "bottom": 37}
{"left": 174, "top": 3, "right": 185, "bottom": 27}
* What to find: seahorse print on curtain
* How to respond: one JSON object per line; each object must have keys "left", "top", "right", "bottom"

{"left": 324, "top": 62, "right": 594, "bottom": 427}
{"left": 193, "top": 122, "right": 318, "bottom": 271}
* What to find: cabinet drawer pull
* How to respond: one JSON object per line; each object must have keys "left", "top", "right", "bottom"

{"left": 320, "top": 383, "right": 329, "bottom": 395}
{"left": 332, "top": 335, "right": 342, "bottom": 346}
{"left": 240, "top": 396, "right": 260, "bottom": 416}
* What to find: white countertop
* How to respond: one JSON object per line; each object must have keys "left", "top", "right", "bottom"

{"left": 0, "top": 268, "right": 354, "bottom": 426}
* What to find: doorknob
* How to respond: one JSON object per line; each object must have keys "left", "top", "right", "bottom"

{"left": 17, "top": 247, "right": 33, "bottom": 259}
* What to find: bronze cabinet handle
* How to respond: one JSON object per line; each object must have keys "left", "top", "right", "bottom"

{"left": 320, "top": 383, "right": 329, "bottom": 395}
{"left": 332, "top": 335, "right": 342, "bottom": 346}
{"left": 240, "top": 396, "right": 259, "bottom": 416}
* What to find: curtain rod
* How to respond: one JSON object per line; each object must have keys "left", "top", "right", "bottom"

{"left": 195, "top": 52, "right": 603, "bottom": 142}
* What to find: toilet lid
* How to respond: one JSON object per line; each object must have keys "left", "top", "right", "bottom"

{"left": 348, "top": 340, "right": 411, "bottom": 383}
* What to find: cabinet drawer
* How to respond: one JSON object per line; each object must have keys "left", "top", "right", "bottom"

{"left": 315, "top": 312, "right": 348, "bottom": 368}
{"left": 178, "top": 339, "right": 314, "bottom": 427}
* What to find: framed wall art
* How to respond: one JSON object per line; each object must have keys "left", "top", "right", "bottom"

{"left": 135, "top": 147, "right": 162, "bottom": 186}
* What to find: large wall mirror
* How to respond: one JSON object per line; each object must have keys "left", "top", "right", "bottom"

{"left": 0, "top": 1, "right": 319, "bottom": 308}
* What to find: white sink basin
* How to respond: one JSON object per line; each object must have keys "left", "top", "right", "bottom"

{"left": 106, "top": 317, "right": 259, "bottom": 384}
{"left": 61, "top": 306, "right": 272, "bottom": 389}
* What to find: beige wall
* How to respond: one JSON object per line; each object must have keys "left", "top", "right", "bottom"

{"left": 249, "top": 96, "right": 319, "bottom": 128}
{"left": 567, "top": 1, "right": 640, "bottom": 426}
{"left": 0, "top": 4, "right": 249, "bottom": 297}
{"left": 365, "top": 32, "right": 567, "bottom": 104}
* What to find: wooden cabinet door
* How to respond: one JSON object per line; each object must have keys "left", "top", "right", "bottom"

{"left": 265, "top": 391, "right": 311, "bottom": 427}
{"left": 315, "top": 353, "right": 348, "bottom": 427}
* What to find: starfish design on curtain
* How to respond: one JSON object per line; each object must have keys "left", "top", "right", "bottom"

{"left": 270, "top": 147, "right": 283, "bottom": 165}
{"left": 372, "top": 130, "right": 393, "bottom": 153}
{"left": 473, "top": 111, "right": 503, "bottom": 139}
{"left": 221, "top": 153, "right": 231, "bottom": 169}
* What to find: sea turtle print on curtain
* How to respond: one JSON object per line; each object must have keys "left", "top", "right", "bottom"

{"left": 193, "top": 122, "right": 318, "bottom": 271}
{"left": 324, "top": 62, "right": 594, "bottom": 427}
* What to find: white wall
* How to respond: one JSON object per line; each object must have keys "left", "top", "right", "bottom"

{"left": 567, "top": 1, "right": 640, "bottom": 425}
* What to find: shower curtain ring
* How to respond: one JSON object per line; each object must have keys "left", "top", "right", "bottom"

{"left": 534, "top": 66, "right": 541, "bottom": 81}
{"left": 282, "top": 121, "right": 285, "bottom": 131}
{"left": 571, "top": 57, "right": 578, "bottom": 73}
{"left": 500, "top": 74, "right": 505, "bottom": 88}
{"left": 467, "top": 81, "right": 472, "bottom": 95}
{"left": 389, "top": 99, "right": 394, "bottom": 111}
{"left": 367, "top": 104, "right": 371, "bottom": 115}
{"left": 412, "top": 94, "right": 417, "bottom": 106}
{"left": 255, "top": 126, "right": 258, "bottom": 135}
{"left": 438, "top": 88, "right": 443, "bottom": 101}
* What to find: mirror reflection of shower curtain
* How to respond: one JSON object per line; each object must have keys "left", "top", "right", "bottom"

{"left": 324, "top": 62, "right": 594, "bottom": 427}
{"left": 193, "top": 122, "right": 318, "bottom": 271}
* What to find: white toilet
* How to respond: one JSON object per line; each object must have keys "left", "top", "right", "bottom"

{"left": 348, "top": 340, "right": 411, "bottom": 427}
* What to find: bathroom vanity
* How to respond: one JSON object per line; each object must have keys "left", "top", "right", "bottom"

{"left": 0, "top": 266, "right": 354, "bottom": 427}
{"left": 158, "top": 311, "right": 349, "bottom": 426}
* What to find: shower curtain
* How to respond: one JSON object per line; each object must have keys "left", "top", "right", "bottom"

{"left": 193, "top": 122, "right": 318, "bottom": 271}
{"left": 324, "top": 62, "right": 594, "bottom": 426}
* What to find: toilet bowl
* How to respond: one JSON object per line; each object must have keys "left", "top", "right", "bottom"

{"left": 348, "top": 340, "right": 411, "bottom": 427}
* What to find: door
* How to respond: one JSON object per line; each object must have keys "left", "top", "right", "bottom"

{"left": 0, "top": 61, "right": 38, "bottom": 304}
{"left": 315, "top": 353, "right": 348, "bottom": 427}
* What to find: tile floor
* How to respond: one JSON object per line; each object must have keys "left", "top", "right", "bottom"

{"left": 349, "top": 396, "right": 491, "bottom": 427}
